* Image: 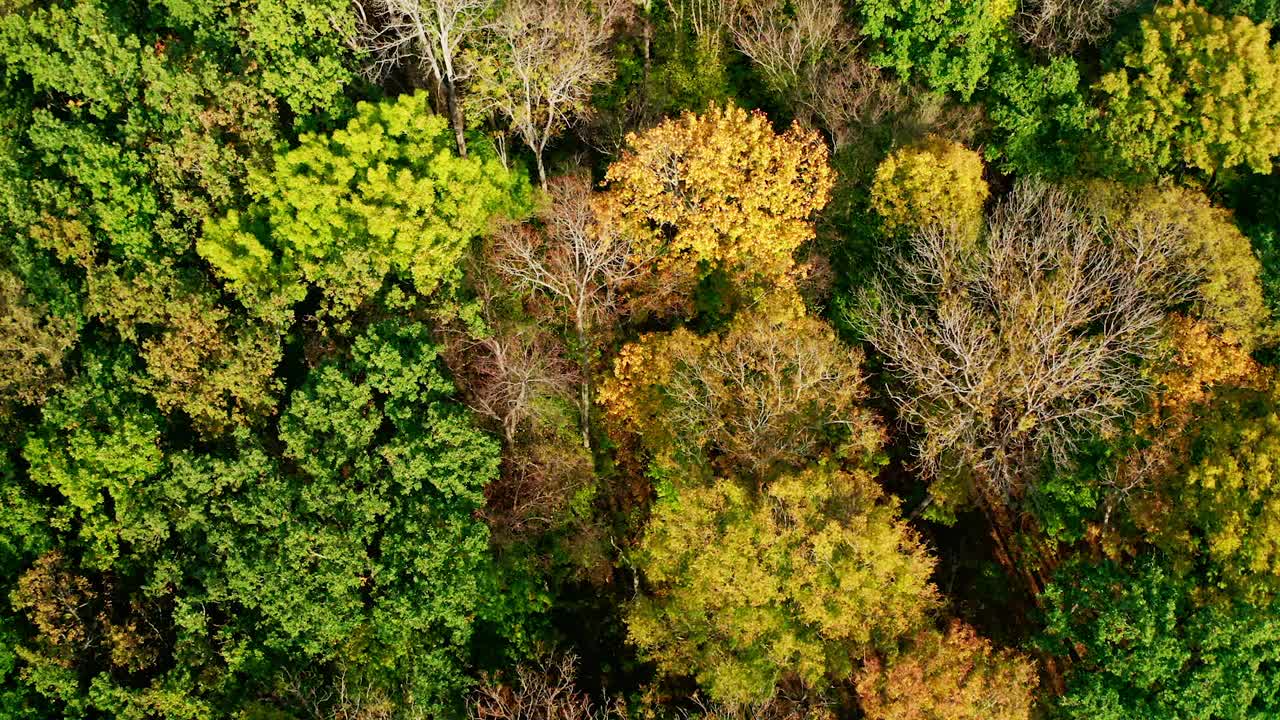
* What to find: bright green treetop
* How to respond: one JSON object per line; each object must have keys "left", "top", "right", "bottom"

{"left": 860, "top": 0, "right": 1016, "bottom": 99}
{"left": 201, "top": 91, "right": 530, "bottom": 315}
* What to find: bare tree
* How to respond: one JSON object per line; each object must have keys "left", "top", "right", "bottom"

{"left": 474, "top": 0, "right": 628, "bottom": 184}
{"left": 353, "top": 0, "right": 490, "bottom": 155}
{"left": 471, "top": 654, "right": 620, "bottom": 720}
{"left": 807, "top": 61, "right": 908, "bottom": 151}
{"left": 490, "top": 174, "right": 661, "bottom": 448}
{"left": 730, "top": 0, "right": 854, "bottom": 107}
{"left": 445, "top": 318, "right": 595, "bottom": 537}
{"left": 860, "top": 181, "right": 1196, "bottom": 498}
{"left": 667, "top": 0, "right": 738, "bottom": 57}
{"left": 1016, "top": 0, "right": 1138, "bottom": 54}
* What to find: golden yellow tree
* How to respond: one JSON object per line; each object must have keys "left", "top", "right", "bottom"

{"left": 870, "top": 136, "right": 989, "bottom": 239}
{"left": 602, "top": 105, "right": 834, "bottom": 300}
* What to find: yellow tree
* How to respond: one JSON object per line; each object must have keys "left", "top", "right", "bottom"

{"left": 602, "top": 105, "right": 834, "bottom": 303}
{"left": 871, "top": 136, "right": 989, "bottom": 240}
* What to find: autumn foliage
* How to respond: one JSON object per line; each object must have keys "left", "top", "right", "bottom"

{"left": 603, "top": 105, "right": 834, "bottom": 297}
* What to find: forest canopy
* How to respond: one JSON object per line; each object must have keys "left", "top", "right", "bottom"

{"left": 3, "top": 0, "right": 1280, "bottom": 718}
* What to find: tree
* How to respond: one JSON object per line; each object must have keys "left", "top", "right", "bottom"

{"left": 355, "top": 0, "right": 492, "bottom": 156}
{"left": 1133, "top": 383, "right": 1280, "bottom": 600}
{"left": 729, "top": 0, "right": 856, "bottom": 112}
{"left": 1015, "top": 0, "right": 1137, "bottom": 54}
{"left": 870, "top": 136, "right": 989, "bottom": 239}
{"left": 985, "top": 54, "right": 1094, "bottom": 177}
{"left": 602, "top": 105, "right": 833, "bottom": 302}
{"left": 859, "top": 0, "right": 1016, "bottom": 99}
{"left": 860, "top": 181, "right": 1194, "bottom": 499}
{"left": 470, "top": 654, "right": 608, "bottom": 720}
{"left": 490, "top": 174, "right": 659, "bottom": 448}
{"left": 599, "top": 292, "right": 882, "bottom": 477}
{"left": 21, "top": 344, "right": 166, "bottom": 570}
{"left": 444, "top": 315, "right": 595, "bottom": 539}
{"left": 1040, "top": 555, "right": 1280, "bottom": 719}
{"left": 856, "top": 620, "right": 1038, "bottom": 720}
{"left": 1102, "top": 185, "right": 1272, "bottom": 350}
{"left": 201, "top": 91, "right": 529, "bottom": 316}
{"left": 470, "top": 0, "right": 628, "bottom": 184}
{"left": 1095, "top": 0, "right": 1280, "bottom": 178}
{"left": 0, "top": 268, "right": 78, "bottom": 414}
{"left": 627, "top": 465, "right": 939, "bottom": 705}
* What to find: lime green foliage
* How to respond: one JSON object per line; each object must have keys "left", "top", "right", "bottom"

{"left": 203, "top": 92, "right": 530, "bottom": 315}
{"left": 986, "top": 54, "right": 1093, "bottom": 177}
{"left": 1096, "top": 0, "right": 1280, "bottom": 178}
{"left": 860, "top": 0, "right": 1016, "bottom": 98}
{"left": 1041, "top": 555, "right": 1280, "bottom": 719}
{"left": 870, "top": 136, "right": 988, "bottom": 238}
{"left": 628, "top": 465, "right": 938, "bottom": 705}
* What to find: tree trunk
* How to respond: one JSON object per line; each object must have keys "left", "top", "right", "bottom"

{"left": 444, "top": 76, "right": 468, "bottom": 157}
{"left": 575, "top": 314, "right": 591, "bottom": 451}
{"left": 534, "top": 150, "right": 547, "bottom": 186}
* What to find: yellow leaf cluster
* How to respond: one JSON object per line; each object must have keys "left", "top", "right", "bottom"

{"left": 603, "top": 105, "right": 834, "bottom": 292}
{"left": 870, "top": 136, "right": 989, "bottom": 239}
{"left": 1151, "top": 315, "right": 1263, "bottom": 421}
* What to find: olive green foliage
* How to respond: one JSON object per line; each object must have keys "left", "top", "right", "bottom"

{"left": 1142, "top": 386, "right": 1280, "bottom": 598}
{"left": 1096, "top": 0, "right": 1280, "bottom": 178}
{"left": 203, "top": 92, "right": 530, "bottom": 316}
{"left": 1041, "top": 555, "right": 1280, "bottom": 719}
{"left": 628, "top": 465, "right": 938, "bottom": 705}
{"left": 1110, "top": 185, "right": 1272, "bottom": 349}
{"left": 860, "top": 0, "right": 1016, "bottom": 98}
{"left": 870, "top": 136, "right": 989, "bottom": 238}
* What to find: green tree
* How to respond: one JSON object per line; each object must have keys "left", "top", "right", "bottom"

{"left": 202, "top": 92, "right": 530, "bottom": 316}
{"left": 859, "top": 0, "right": 1015, "bottom": 99}
{"left": 627, "top": 465, "right": 939, "bottom": 705}
{"left": 985, "top": 54, "right": 1093, "bottom": 177}
{"left": 1040, "top": 555, "right": 1280, "bottom": 719}
{"left": 1095, "top": 0, "right": 1280, "bottom": 178}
